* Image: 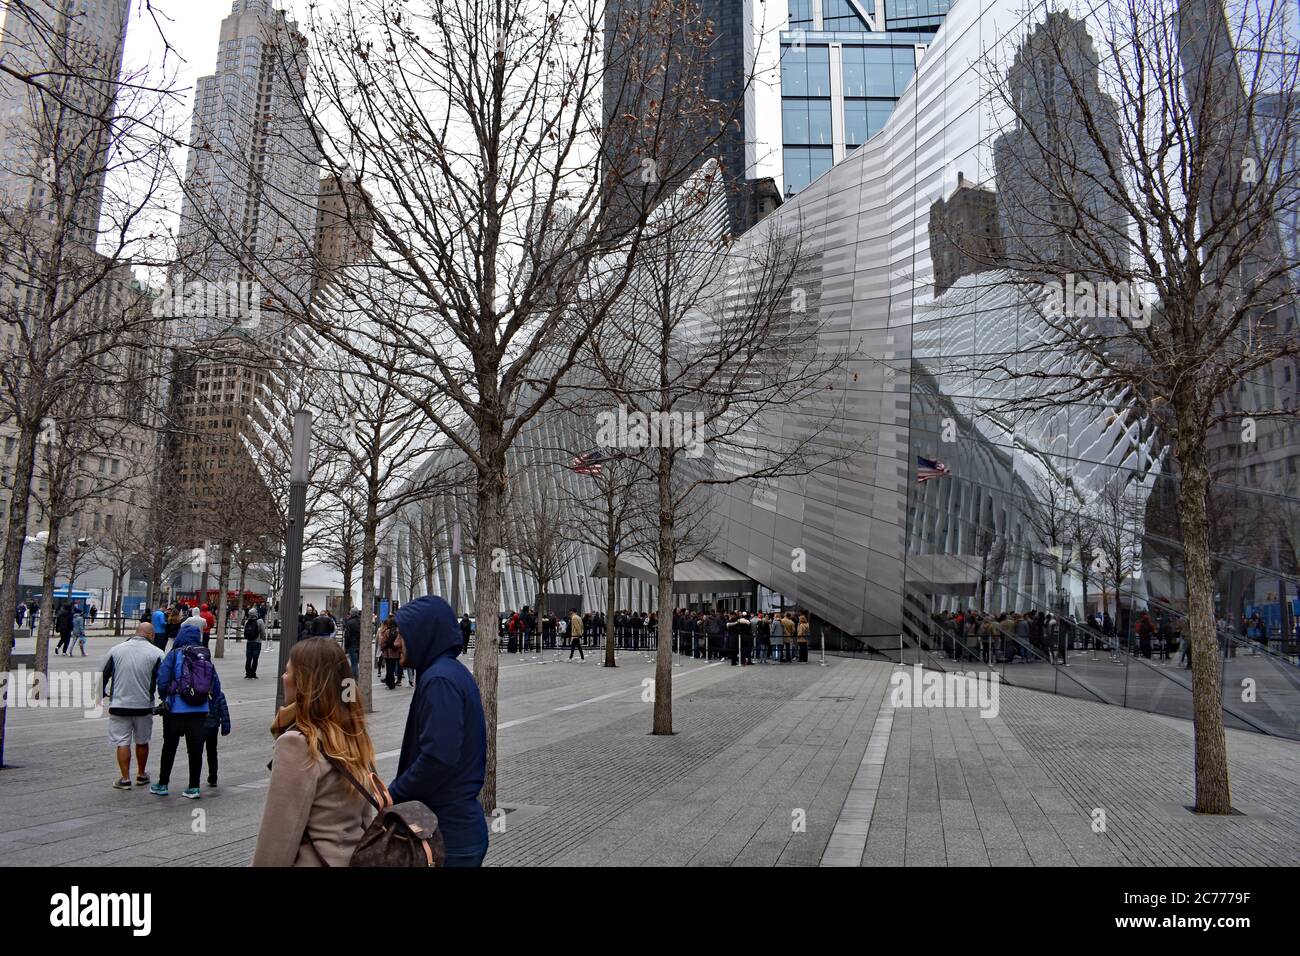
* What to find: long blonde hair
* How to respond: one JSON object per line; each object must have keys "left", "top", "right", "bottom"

{"left": 288, "top": 637, "right": 377, "bottom": 795}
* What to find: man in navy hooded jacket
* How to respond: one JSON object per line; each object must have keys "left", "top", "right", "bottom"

{"left": 388, "top": 595, "right": 489, "bottom": 866}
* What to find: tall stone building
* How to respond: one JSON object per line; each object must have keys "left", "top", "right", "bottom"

{"left": 174, "top": 0, "right": 321, "bottom": 341}
{"left": 0, "top": 0, "right": 131, "bottom": 241}
{"left": 311, "top": 173, "right": 374, "bottom": 299}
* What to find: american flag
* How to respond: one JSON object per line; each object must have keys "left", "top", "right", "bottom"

{"left": 570, "top": 449, "right": 605, "bottom": 476}
{"left": 916, "top": 455, "right": 951, "bottom": 484}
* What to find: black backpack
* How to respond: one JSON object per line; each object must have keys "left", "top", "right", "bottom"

{"left": 244, "top": 617, "right": 260, "bottom": 641}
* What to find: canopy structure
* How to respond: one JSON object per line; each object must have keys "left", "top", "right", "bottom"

{"left": 588, "top": 553, "right": 755, "bottom": 596}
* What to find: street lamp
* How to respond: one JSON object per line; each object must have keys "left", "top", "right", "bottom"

{"left": 274, "top": 410, "right": 312, "bottom": 711}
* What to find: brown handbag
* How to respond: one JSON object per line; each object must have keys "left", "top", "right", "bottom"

{"left": 320, "top": 756, "right": 445, "bottom": 868}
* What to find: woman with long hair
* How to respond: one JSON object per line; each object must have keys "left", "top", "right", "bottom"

{"left": 253, "top": 638, "right": 382, "bottom": 866}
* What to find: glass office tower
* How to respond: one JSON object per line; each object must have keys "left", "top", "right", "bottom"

{"left": 779, "top": 0, "right": 949, "bottom": 196}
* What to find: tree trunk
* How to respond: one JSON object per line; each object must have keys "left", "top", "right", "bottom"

{"left": 1177, "top": 450, "right": 1232, "bottom": 814}
{"left": 471, "top": 449, "right": 505, "bottom": 813}
{"left": 341, "top": 561, "right": 353, "bottom": 617}
{"left": 236, "top": 559, "right": 248, "bottom": 622}
{"left": 33, "top": 525, "right": 61, "bottom": 687}
{"left": 0, "top": 423, "right": 38, "bottom": 702}
{"left": 110, "top": 569, "right": 122, "bottom": 637}
{"left": 360, "top": 506, "right": 380, "bottom": 714}
{"left": 214, "top": 540, "right": 232, "bottom": 659}
{"left": 653, "top": 451, "right": 674, "bottom": 735}
{"left": 605, "top": 546, "right": 618, "bottom": 668}
{"left": 603, "top": 482, "right": 618, "bottom": 668}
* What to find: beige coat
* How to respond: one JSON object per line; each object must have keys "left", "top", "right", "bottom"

{"left": 251, "top": 730, "right": 373, "bottom": 867}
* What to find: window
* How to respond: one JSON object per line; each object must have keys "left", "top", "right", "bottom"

{"left": 822, "top": 0, "right": 868, "bottom": 31}
{"left": 783, "top": 146, "right": 834, "bottom": 196}
{"left": 788, "top": 0, "right": 813, "bottom": 29}
{"left": 844, "top": 99, "right": 896, "bottom": 145}
{"left": 781, "top": 44, "right": 831, "bottom": 97}
{"left": 783, "top": 99, "right": 832, "bottom": 145}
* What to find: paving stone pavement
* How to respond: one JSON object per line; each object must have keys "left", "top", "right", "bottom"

{"left": 2, "top": 636, "right": 1297, "bottom": 866}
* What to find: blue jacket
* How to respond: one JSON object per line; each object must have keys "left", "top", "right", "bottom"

{"left": 157, "top": 619, "right": 219, "bottom": 716}
{"left": 152, "top": 609, "right": 168, "bottom": 645}
{"left": 204, "top": 687, "right": 232, "bottom": 734}
{"left": 388, "top": 595, "right": 488, "bottom": 851}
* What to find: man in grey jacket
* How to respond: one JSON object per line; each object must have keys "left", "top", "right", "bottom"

{"left": 101, "top": 622, "right": 165, "bottom": 789}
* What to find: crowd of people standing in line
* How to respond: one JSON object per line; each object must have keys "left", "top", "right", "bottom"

{"left": 931, "top": 606, "right": 1282, "bottom": 670}
{"left": 494, "top": 606, "right": 814, "bottom": 664}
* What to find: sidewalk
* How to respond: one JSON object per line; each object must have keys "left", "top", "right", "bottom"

{"left": 1, "top": 638, "right": 1297, "bottom": 866}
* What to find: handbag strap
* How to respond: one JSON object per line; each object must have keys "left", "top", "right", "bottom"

{"left": 280, "top": 723, "right": 387, "bottom": 813}
{"left": 320, "top": 751, "right": 387, "bottom": 814}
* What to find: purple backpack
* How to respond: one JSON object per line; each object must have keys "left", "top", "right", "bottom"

{"left": 175, "top": 645, "right": 215, "bottom": 705}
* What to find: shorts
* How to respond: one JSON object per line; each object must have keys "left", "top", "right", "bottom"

{"left": 108, "top": 714, "right": 154, "bottom": 748}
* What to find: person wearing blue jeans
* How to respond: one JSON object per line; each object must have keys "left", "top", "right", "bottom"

{"left": 387, "top": 595, "right": 489, "bottom": 867}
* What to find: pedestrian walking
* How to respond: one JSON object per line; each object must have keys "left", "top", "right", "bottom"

{"left": 101, "top": 622, "right": 165, "bottom": 790}
{"left": 342, "top": 609, "right": 361, "bottom": 677}
{"left": 379, "top": 616, "right": 401, "bottom": 689}
{"left": 385, "top": 595, "right": 489, "bottom": 867}
{"left": 568, "top": 608, "right": 585, "bottom": 660}
{"left": 73, "top": 605, "right": 87, "bottom": 656}
{"left": 55, "top": 603, "right": 74, "bottom": 655}
{"left": 244, "top": 606, "right": 266, "bottom": 678}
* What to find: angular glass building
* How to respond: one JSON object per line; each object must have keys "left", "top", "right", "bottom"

{"left": 711, "top": 0, "right": 1300, "bottom": 735}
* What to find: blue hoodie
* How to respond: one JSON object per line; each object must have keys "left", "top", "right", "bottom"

{"left": 152, "top": 608, "right": 168, "bottom": 646}
{"left": 157, "top": 619, "right": 219, "bottom": 716}
{"left": 388, "top": 595, "right": 488, "bottom": 851}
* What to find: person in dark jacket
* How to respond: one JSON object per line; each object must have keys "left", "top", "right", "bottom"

{"left": 342, "top": 610, "right": 361, "bottom": 676}
{"left": 200, "top": 684, "right": 232, "bottom": 788}
{"left": 55, "top": 604, "right": 74, "bottom": 655}
{"left": 388, "top": 595, "right": 488, "bottom": 867}
{"left": 460, "top": 613, "right": 473, "bottom": 651}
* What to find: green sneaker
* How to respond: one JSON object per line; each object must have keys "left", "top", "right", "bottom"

{"left": 181, "top": 788, "right": 201, "bottom": 800}
{"left": 149, "top": 783, "right": 168, "bottom": 796}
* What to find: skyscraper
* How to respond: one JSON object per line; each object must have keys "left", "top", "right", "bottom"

{"left": 0, "top": 0, "right": 131, "bottom": 239}
{"left": 175, "top": 0, "right": 321, "bottom": 340}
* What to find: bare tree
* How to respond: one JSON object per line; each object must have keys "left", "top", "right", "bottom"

{"left": 557, "top": 439, "right": 648, "bottom": 667}
{"left": 503, "top": 454, "right": 582, "bottom": 633}
{"left": 308, "top": 321, "right": 457, "bottom": 712}
{"left": 588, "top": 172, "right": 851, "bottom": 734}
{"left": 958, "top": 0, "right": 1300, "bottom": 812}
{"left": 0, "top": 2, "right": 181, "bottom": 762}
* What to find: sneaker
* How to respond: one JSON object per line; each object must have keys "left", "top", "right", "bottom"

{"left": 149, "top": 783, "right": 168, "bottom": 796}
{"left": 182, "top": 788, "right": 201, "bottom": 800}
{"left": 207, "top": 779, "right": 218, "bottom": 788}
{"left": 135, "top": 774, "right": 150, "bottom": 785}
{"left": 113, "top": 778, "right": 131, "bottom": 790}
